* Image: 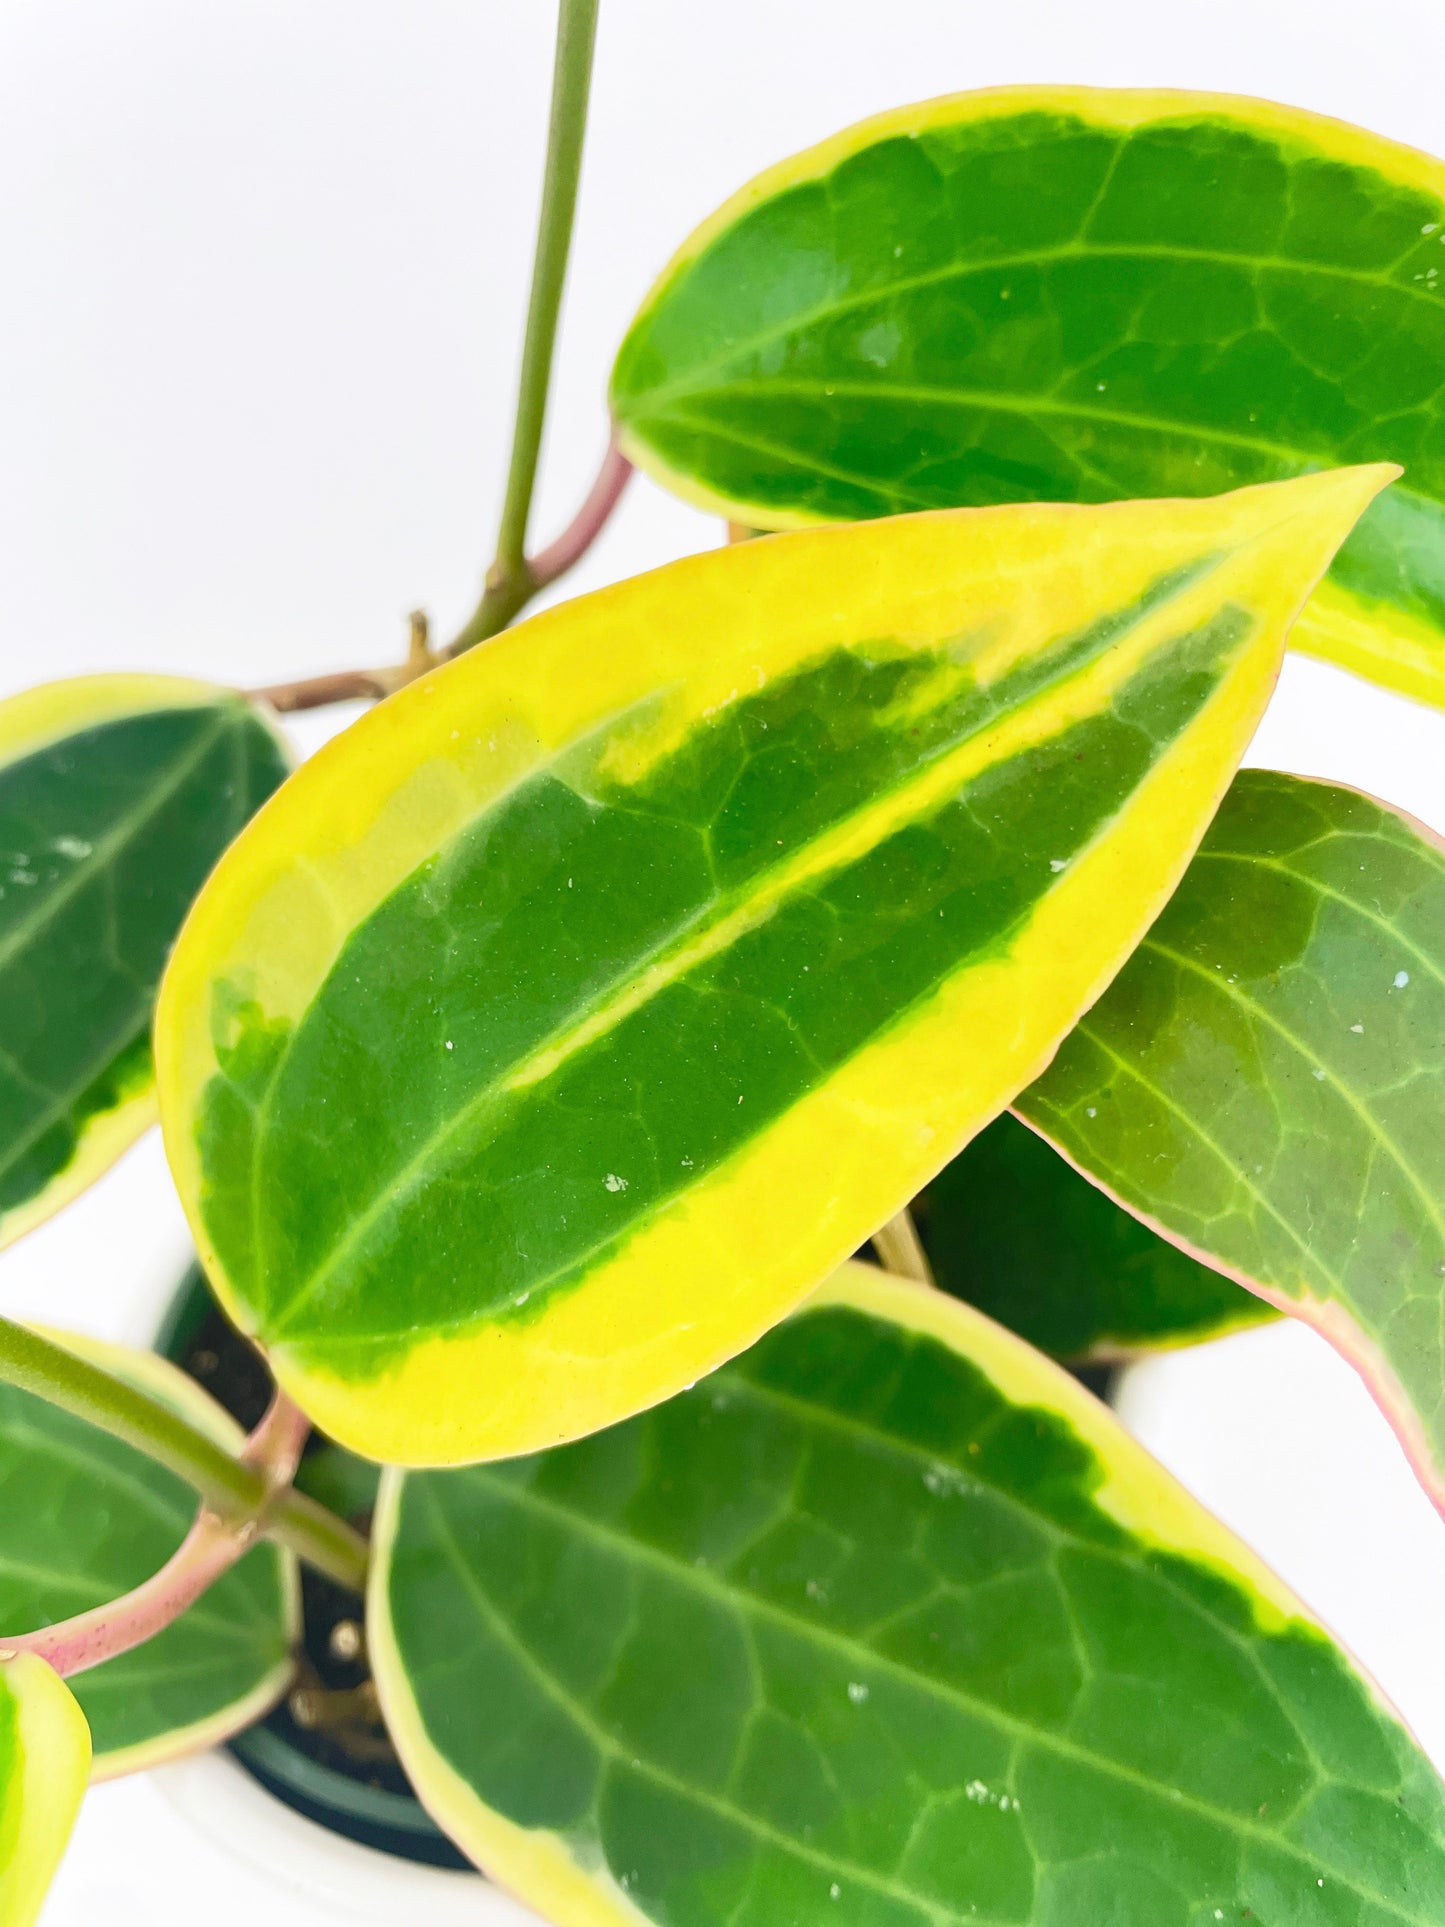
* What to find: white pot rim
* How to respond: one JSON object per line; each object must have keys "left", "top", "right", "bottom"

{"left": 159, "top": 1749, "right": 540, "bottom": 1924}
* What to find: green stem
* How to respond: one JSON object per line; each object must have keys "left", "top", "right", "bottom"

{"left": 448, "top": 0, "right": 602, "bottom": 658}
{"left": 872, "top": 1207, "right": 936, "bottom": 1287}
{"left": 0, "top": 1316, "right": 368, "bottom": 1592}
{"left": 273, "top": 1486, "right": 370, "bottom": 1591}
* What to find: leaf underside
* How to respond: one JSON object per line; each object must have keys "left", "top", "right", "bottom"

{"left": 0, "top": 678, "right": 288, "bottom": 1248}
{"left": 915, "top": 1109, "right": 1275, "bottom": 1357}
{"left": 373, "top": 1268, "right": 1445, "bottom": 1927}
{"left": 0, "top": 1335, "right": 295, "bottom": 1775}
{"left": 157, "top": 473, "right": 1384, "bottom": 1463}
{"left": 1017, "top": 767, "right": 1445, "bottom": 1507}
{"left": 613, "top": 87, "right": 1445, "bottom": 709}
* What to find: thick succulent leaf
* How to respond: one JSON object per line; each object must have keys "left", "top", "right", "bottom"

{"left": 0, "top": 1330, "right": 298, "bottom": 1777}
{"left": 914, "top": 1110, "right": 1276, "bottom": 1357}
{"left": 0, "top": 1653, "right": 88, "bottom": 1927}
{"left": 0, "top": 675, "right": 290, "bottom": 1249}
{"left": 371, "top": 1262, "right": 1445, "bottom": 1927}
{"left": 157, "top": 471, "right": 1386, "bottom": 1465}
{"left": 613, "top": 87, "right": 1445, "bottom": 710}
{"left": 1018, "top": 768, "right": 1445, "bottom": 1509}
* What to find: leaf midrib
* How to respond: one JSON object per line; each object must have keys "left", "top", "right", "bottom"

{"left": 667, "top": 380, "right": 1324, "bottom": 478}
{"left": 0, "top": 714, "right": 277, "bottom": 1212}
{"left": 1140, "top": 934, "right": 1445, "bottom": 1251}
{"left": 420, "top": 1471, "right": 1434, "bottom": 1925}
{"left": 1193, "top": 838, "right": 1445, "bottom": 995}
{"left": 645, "top": 400, "right": 1354, "bottom": 541}
{"left": 0, "top": 1555, "right": 109, "bottom": 1601}
{"left": 1027, "top": 1021, "right": 1348, "bottom": 1297}
{"left": 0, "top": 1581, "right": 267, "bottom": 1647}
{"left": 1, "top": 1411, "right": 281, "bottom": 1639}
{"left": 79, "top": 1650, "right": 282, "bottom": 1701}
{"left": 261, "top": 568, "right": 1206, "bottom": 1342}
{"left": 0, "top": 1019, "right": 151, "bottom": 1194}
{"left": 624, "top": 239, "right": 1445, "bottom": 415}
{"left": 416, "top": 1488, "right": 1014, "bottom": 1927}
{"left": 658, "top": 407, "right": 955, "bottom": 512}
{"left": 0, "top": 1543, "right": 273, "bottom": 1642}
{"left": 703, "top": 1364, "right": 1334, "bottom": 1768}
{"left": 0, "top": 705, "right": 235, "bottom": 977}
{"left": 0, "top": 1417, "right": 193, "bottom": 1533}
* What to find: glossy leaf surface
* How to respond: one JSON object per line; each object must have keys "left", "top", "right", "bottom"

{"left": 915, "top": 1110, "right": 1274, "bottom": 1357}
{"left": 0, "top": 1654, "right": 88, "bottom": 1927}
{"left": 0, "top": 676, "right": 289, "bottom": 1249}
{"left": 1018, "top": 768, "right": 1445, "bottom": 1509}
{"left": 373, "top": 1263, "right": 1445, "bottom": 1927}
{"left": 614, "top": 87, "right": 1445, "bottom": 709}
{"left": 158, "top": 472, "right": 1386, "bottom": 1465}
{"left": 0, "top": 1331, "right": 297, "bottom": 1776}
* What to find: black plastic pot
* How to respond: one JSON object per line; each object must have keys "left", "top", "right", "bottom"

{"left": 157, "top": 1251, "right": 1114, "bottom": 1873}
{"left": 155, "top": 1265, "right": 472, "bottom": 1873}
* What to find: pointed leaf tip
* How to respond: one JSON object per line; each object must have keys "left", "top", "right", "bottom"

{"left": 1270, "top": 461, "right": 1401, "bottom": 531}
{"left": 159, "top": 476, "right": 1384, "bottom": 1463}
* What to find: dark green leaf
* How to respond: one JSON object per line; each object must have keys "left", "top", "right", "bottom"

{"left": 373, "top": 1267, "right": 1445, "bottom": 1927}
{"left": 914, "top": 1111, "right": 1275, "bottom": 1357}
{"left": 0, "top": 1332, "right": 296, "bottom": 1775}
{"left": 614, "top": 89, "right": 1445, "bottom": 708}
{"left": 0, "top": 677, "right": 289, "bottom": 1247}
{"left": 1019, "top": 768, "right": 1445, "bottom": 1508}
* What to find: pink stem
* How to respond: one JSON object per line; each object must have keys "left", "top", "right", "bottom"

{"left": 1, "top": 1512, "right": 249, "bottom": 1677}
{"left": 528, "top": 435, "right": 633, "bottom": 588}
{"left": 243, "top": 1387, "right": 310, "bottom": 1491}
{"left": 0, "top": 1389, "right": 313, "bottom": 1680}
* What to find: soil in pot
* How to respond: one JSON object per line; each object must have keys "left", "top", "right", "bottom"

{"left": 155, "top": 1265, "right": 473, "bottom": 1872}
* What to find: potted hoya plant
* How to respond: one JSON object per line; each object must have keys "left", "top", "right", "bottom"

{"left": 4, "top": 4, "right": 1445, "bottom": 1922}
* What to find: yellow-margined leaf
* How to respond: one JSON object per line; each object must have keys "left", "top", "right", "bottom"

{"left": 157, "top": 471, "right": 1391, "bottom": 1465}
{"left": 0, "top": 674, "right": 289, "bottom": 1248}
{"left": 0, "top": 1654, "right": 89, "bottom": 1927}
{"left": 613, "top": 87, "right": 1445, "bottom": 710}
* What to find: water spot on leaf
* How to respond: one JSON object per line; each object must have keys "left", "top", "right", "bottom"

{"left": 856, "top": 319, "right": 901, "bottom": 369}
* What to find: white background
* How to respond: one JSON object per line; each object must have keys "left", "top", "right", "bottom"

{"left": 1, "top": 2, "right": 1443, "bottom": 1916}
